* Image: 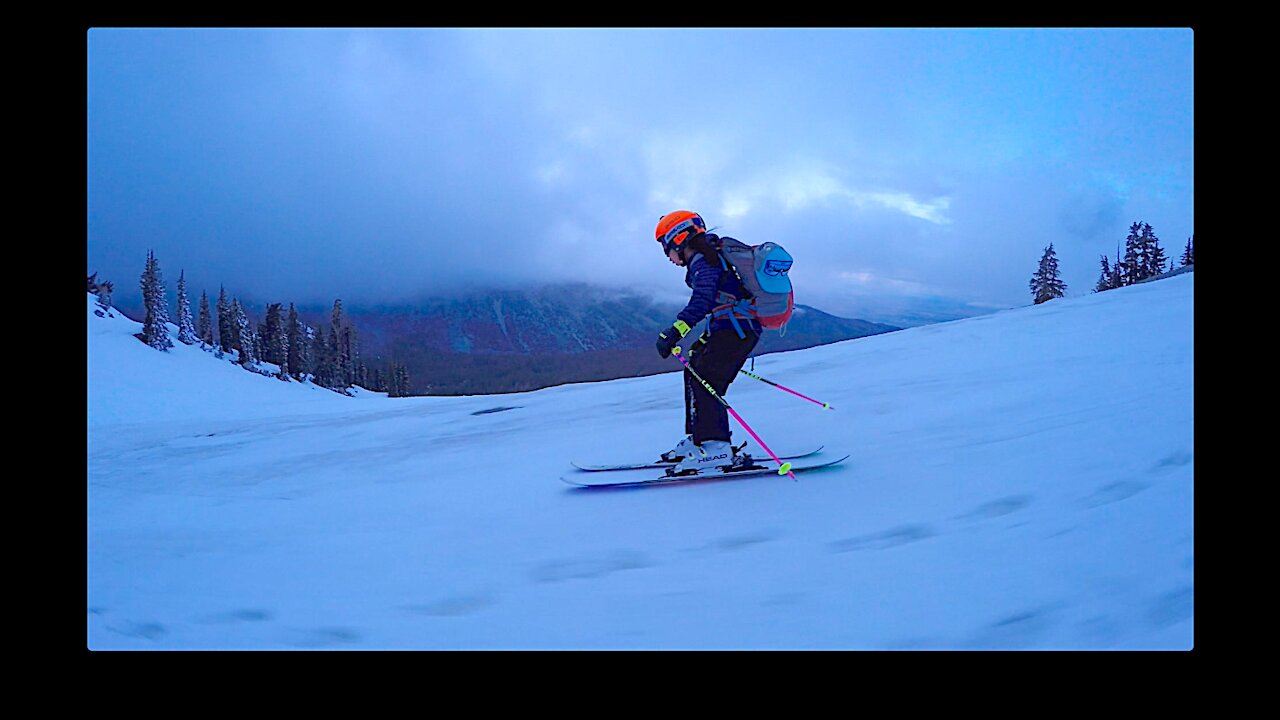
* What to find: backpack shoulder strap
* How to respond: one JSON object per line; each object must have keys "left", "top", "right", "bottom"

{"left": 716, "top": 244, "right": 754, "bottom": 299}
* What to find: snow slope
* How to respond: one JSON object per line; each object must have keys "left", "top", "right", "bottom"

{"left": 87, "top": 275, "right": 1194, "bottom": 650}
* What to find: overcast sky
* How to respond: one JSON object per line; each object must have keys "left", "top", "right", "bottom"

{"left": 88, "top": 28, "right": 1193, "bottom": 318}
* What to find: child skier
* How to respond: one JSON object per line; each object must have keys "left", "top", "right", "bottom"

{"left": 653, "top": 211, "right": 761, "bottom": 474}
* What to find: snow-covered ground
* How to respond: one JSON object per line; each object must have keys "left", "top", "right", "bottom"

{"left": 87, "top": 275, "right": 1194, "bottom": 650}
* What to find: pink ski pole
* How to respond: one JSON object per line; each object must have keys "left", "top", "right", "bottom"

{"left": 738, "top": 368, "right": 834, "bottom": 410}
{"left": 671, "top": 347, "right": 796, "bottom": 480}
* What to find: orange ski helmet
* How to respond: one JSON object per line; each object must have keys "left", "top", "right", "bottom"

{"left": 655, "top": 211, "right": 706, "bottom": 255}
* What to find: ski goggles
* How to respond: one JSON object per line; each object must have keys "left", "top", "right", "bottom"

{"left": 659, "top": 215, "right": 706, "bottom": 254}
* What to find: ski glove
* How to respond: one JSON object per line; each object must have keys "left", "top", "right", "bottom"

{"left": 656, "top": 320, "right": 692, "bottom": 359}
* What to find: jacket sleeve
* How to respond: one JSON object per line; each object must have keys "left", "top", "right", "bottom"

{"left": 676, "top": 256, "right": 723, "bottom": 327}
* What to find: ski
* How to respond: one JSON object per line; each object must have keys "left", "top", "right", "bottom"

{"left": 562, "top": 454, "right": 849, "bottom": 489}
{"left": 571, "top": 445, "right": 823, "bottom": 472}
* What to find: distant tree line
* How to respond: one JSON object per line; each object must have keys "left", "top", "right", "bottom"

{"left": 89, "top": 251, "right": 412, "bottom": 398}
{"left": 1029, "top": 221, "right": 1193, "bottom": 305}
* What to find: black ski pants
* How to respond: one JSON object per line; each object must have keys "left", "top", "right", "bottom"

{"left": 684, "top": 327, "right": 760, "bottom": 445}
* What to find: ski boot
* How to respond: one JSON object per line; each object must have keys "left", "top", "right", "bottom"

{"left": 670, "top": 440, "right": 755, "bottom": 476}
{"left": 660, "top": 435, "right": 697, "bottom": 463}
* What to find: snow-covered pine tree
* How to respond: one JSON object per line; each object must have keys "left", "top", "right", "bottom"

{"left": 1141, "top": 223, "right": 1168, "bottom": 279}
{"left": 1029, "top": 243, "right": 1067, "bottom": 304}
{"left": 217, "top": 286, "right": 233, "bottom": 354}
{"left": 277, "top": 322, "right": 290, "bottom": 380}
{"left": 96, "top": 279, "right": 114, "bottom": 311}
{"left": 1180, "top": 235, "right": 1194, "bottom": 267}
{"left": 140, "top": 250, "right": 174, "bottom": 351}
{"left": 176, "top": 270, "right": 198, "bottom": 345}
{"left": 300, "top": 322, "right": 316, "bottom": 382}
{"left": 233, "top": 299, "right": 256, "bottom": 366}
{"left": 262, "top": 303, "right": 289, "bottom": 379}
{"left": 198, "top": 290, "right": 214, "bottom": 347}
{"left": 1121, "top": 222, "right": 1143, "bottom": 286}
{"left": 89, "top": 274, "right": 115, "bottom": 316}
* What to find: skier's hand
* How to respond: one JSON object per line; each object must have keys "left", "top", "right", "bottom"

{"left": 656, "top": 321, "right": 691, "bottom": 359}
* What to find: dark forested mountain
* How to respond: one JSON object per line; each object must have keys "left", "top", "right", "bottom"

{"left": 343, "top": 284, "right": 678, "bottom": 356}
{"left": 117, "top": 282, "right": 899, "bottom": 395}
{"left": 338, "top": 284, "right": 899, "bottom": 395}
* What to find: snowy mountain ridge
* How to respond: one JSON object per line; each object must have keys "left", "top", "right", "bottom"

{"left": 87, "top": 274, "right": 1194, "bottom": 649}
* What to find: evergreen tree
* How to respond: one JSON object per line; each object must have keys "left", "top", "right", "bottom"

{"left": 312, "top": 325, "right": 331, "bottom": 387}
{"left": 331, "top": 299, "right": 353, "bottom": 388}
{"left": 1095, "top": 255, "right": 1115, "bottom": 293}
{"left": 386, "top": 361, "right": 398, "bottom": 397}
{"left": 233, "top": 299, "right": 256, "bottom": 365}
{"left": 1121, "top": 221, "right": 1169, "bottom": 284}
{"left": 1111, "top": 240, "right": 1123, "bottom": 288}
{"left": 176, "top": 270, "right": 198, "bottom": 345}
{"left": 275, "top": 318, "right": 290, "bottom": 380}
{"left": 140, "top": 250, "right": 174, "bottom": 351}
{"left": 96, "top": 279, "right": 114, "bottom": 310}
{"left": 216, "top": 286, "right": 233, "bottom": 354}
{"left": 286, "top": 305, "right": 305, "bottom": 380}
{"left": 300, "top": 323, "right": 316, "bottom": 381}
{"left": 342, "top": 323, "right": 361, "bottom": 387}
{"left": 1180, "top": 235, "right": 1194, "bottom": 267}
{"left": 89, "top": 272, "right": 115, "bottom": 314}
{"left": 1121, "top": 222, "right": 1143, "bottom": 286}
{"left": 262, "top": 303, "right": 283, "bottom": 366}
{"left": 1029, "top": 243, "right": 1067, "bottom": 304}
{"left": 256, "top": 318, "right": 269, "bottom": 361}
{"left": 250, "top": 306, "right": 268, "bottom": 362}
{"left": 327, "top": 324, "right": 343, "bottom": 389}
{"left": 261, "top": 303, "right": 289, "bottom": 379}
{"left": 198, "top": 291, "right": 214, "bottom": 346}
{"left": 395, "top": 363, "right": 411, "bottom": 397}
{"left": 356, "top": 360, "right": 369, "bottom": 390}
{"left": 1141, "top": 223, "right": 1167, "bottom": 278}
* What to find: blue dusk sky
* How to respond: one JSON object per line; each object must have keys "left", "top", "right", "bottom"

{"left": 88, "top": 27, "right": 1193, "bottom": 320}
